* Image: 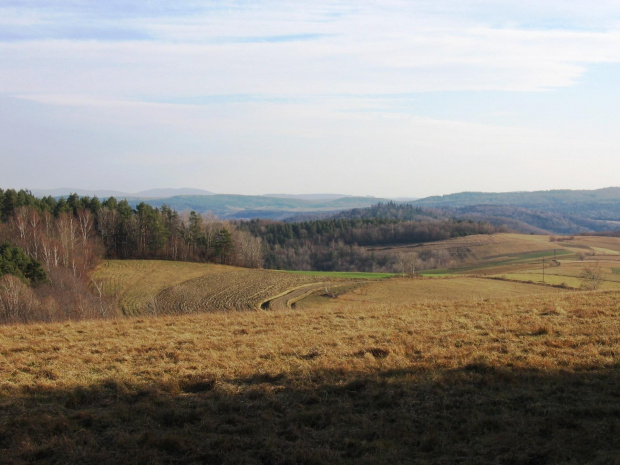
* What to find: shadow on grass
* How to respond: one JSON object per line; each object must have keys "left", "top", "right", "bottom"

{"left": 2, "top": 364, "right": 620, "bottom": 464}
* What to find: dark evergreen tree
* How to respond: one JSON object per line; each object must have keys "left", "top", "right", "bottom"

{"left": 214, "top": 228, "right": 233, "bottom": 264}
{"left": 0, "top": 242, "right": 47, "bottom": 284}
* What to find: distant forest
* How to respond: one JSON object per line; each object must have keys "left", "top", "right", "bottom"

{"left": 240, "top": 203, "right": 501, "bottom": 271}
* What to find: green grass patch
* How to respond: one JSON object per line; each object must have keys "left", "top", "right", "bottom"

{"left": 280, "top": 270, "right": 397, "bottom": 279}
{"left": 612, "top": 268, "right": 620, "bottom": 275}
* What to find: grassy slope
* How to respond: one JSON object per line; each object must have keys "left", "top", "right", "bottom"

{"left": 368, "top": 233, "right": 566, "bottom": 272}
{"left": 482, "top": 236, "right": 620, "bottom": 289}
{"left": 93, "top": 260, "right": 238, "bottom": 316}
{"left": 384, "top": 234, "right": 620, "bottom": 287}
{"left": 94, "top": 260, "right": 333, "bottom": 315}
{"left": 334, "top": 276, "right": 559, "bottom": 302}
{"left": 2, "top": 291, "right": 620, "bottom": 463}
{"left": 379, "top": 233, "right": 617, "bottom": 262}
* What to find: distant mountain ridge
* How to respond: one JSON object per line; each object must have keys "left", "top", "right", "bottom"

{"left": 411, "top": 187, "right": 620, "bottom": 208}
{"left": 27, "top": 187, "right": 387, "bottom": 220}
{"left": 130, "top": 194, "right": 392, "bottom": 220}
{"left": 30, "top": 187, "right": 215, "bottom": 198}
{"left": 263, "top": 193, "right": 354, "bottom": 201}
{"left": 332, "top": 187, "right": 620, "bottom": 235}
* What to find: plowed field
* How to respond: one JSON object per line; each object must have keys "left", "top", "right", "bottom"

{"left": 94, "top": 261, "right": 334, "bottom": 316}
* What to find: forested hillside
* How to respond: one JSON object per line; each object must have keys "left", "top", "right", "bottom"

{"left": 240, "top": 212, "right": 502, "bottom": 271}
{"left": 410, "top": 187, "right": 620, "bottom": 233}
{"left": 0, "top": 191, "right": 503, "bottom": 275}
{"left": 412, "top": 187, "right": 620, "bottom": 209}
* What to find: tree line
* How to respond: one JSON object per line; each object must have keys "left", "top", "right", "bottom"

{"left": 0, "top": 189, "right": 263, "bottom": 266}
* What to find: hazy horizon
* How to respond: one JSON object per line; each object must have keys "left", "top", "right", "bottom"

{"left": 15, "top": 184, "right": 620, "bottom": 202}
{"left": 1, "top": 1, "right": 620, "bottom": 198}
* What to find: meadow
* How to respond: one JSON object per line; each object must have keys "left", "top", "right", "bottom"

{"left": 2, "top": 233, "right": 620, "bottom": 463}
{"left": 2, "top": 290, "right": 619, "bottom": 463}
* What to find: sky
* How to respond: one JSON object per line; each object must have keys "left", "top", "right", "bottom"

{"left": 1, "top": 0, "right": 620, "bottom": 198}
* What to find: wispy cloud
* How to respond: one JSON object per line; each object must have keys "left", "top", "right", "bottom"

{"left": 2, "top": 2, "right": 620, "bottom": 106}
{"left": 1, "top": 1, "right": 620, "bottom": 195}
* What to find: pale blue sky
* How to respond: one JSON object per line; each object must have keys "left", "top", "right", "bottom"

{"left": 1, "top": 1, "right": 620, "bottom": 197}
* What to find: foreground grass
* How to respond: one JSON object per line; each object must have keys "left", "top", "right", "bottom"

{"left": 1, "top": 291, "right": 620, "bottom": 464}
{"left": 296, "top": 276, "right": 562, "bottom": 312}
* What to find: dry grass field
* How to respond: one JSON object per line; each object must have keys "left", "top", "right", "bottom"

{"left": 370, "top": 233, "right": 563, "bottom": 268}
{"left": 376, "top": 233, "right": 620, "bottom": 275}
{"left": 1, "top": 290, "right": 620, "bottom": 463}
{"left": 485, "top": 237, "right": 620, "bottom": 290}
{"left": 494, "top": 261, "right": 620, "bottom": 290}
{"left": 93, "top": 260, "right": 233, "bottom": 316}
{"left": 94, "top": 260, "right": 331, "bottom": 316}
{"left": 3, "top": 234, "right": 620, "bottom": 463}
{"left": 296, "top": 276, "right": 562, "bottom": 311}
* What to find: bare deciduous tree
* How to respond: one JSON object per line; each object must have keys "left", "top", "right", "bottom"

{"left": 579, "top": 263, "right": 603, "bottom": 290}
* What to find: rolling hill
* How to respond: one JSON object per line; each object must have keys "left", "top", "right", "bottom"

{"left": 409, "top": 187, "right": 620, "bottom": 234}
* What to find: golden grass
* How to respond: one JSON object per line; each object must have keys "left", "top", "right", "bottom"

{"left": 497, "top": 272, "right": 584, "bottom": 288}
{"left": 2, "top": 290, "right": 620, "bottom": 463}
{"left": 494, "top": 259, "right": 620, "bottom": 290}
{"left": 472, "top": 233, "right": 560, "bottom": 257}
{"left": 379, "top": 234, "right": 620, "bottom": 276}
{"left": 155, "top": 269, "right": 328, "bottom": 313}
{"left": 566, "top": 236, "right": 620, "bottom": 254}
{"left": 385, "top": 233, "right": 560, "bottom": 260}
{"left": 337, "top": 276, "right": 560, "bottom": 303}
{"left": 93, "top": 260, "right": 229, "bottom": 316}
{"left": 94, "top": 260, "right": 328, "bottom": 316}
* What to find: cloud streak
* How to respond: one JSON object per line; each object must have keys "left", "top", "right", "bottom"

{"left": 3, "top": 2, "right": 620, "bottom": 102}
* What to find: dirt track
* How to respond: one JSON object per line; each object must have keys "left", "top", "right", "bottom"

{"left": 260, "top": 283, "right": 327, "bottom": 310}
